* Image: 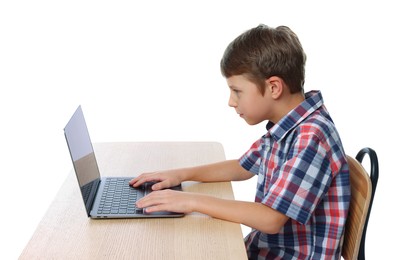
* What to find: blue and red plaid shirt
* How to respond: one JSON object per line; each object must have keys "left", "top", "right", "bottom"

{"left": 241, "top": 90, "right": 350, "bottom": 260}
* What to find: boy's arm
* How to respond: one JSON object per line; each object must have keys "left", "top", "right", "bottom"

{"left": 133, "top": 160, "right": 288, "bottom": 233}
{"left": 130, "top": 159, "right": 253, "bottom": 190}
{"left": 137, "top": 190, "right": 289, "bottom": 234}
{"left": 184, "top": 159, "right": 254, "bottom": 182}
{"left": 195, "top": 195, "right": 289, "bottom": 234}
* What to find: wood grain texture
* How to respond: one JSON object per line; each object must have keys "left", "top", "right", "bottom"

{"left": 341, "top": 155, "right": 372, "bottom": 260}
{"left": 20, "top": 142, "right": 247, "bottom": 260}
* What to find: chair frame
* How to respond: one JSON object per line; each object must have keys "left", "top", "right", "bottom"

{"left": 355, "top": 148, "right": 379, "bottom": 260}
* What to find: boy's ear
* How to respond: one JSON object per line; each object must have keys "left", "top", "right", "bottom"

{"left": 266, "top": 76, "right": 284, "bottom": 99}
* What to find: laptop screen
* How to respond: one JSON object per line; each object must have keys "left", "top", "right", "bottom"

{"left": 64, "top": 106, "right": 101, "bottom": 215}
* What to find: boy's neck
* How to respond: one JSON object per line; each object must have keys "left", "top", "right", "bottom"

{"left": 272, "top": 92, "right": 305, "bottom": 124}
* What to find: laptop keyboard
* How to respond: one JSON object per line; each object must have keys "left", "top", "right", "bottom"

{"left": 97, "top": 178, "right": 144, "bottom": 215}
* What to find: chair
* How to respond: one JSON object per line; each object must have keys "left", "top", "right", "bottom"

{"left": 341, "top": 148, "right": 379, "bottom": 260}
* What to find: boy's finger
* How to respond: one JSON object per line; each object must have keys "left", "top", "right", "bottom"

{"left": 151, "top": 182, "right": 164, "bottom": 191}
{"left": 129, "top": 176, "right": 147, "bottom": 187}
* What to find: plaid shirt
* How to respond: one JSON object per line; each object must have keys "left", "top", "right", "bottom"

{"left": 241, "top": 90, "right": 350, "bottom": 260}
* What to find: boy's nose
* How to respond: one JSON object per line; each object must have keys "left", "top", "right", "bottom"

{"left": 228, "top": 94, "right": 237, "bottom": 108}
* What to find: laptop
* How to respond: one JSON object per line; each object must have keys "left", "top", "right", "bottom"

{"left": 64, "top": 105, "right": 184, "bottom": 219}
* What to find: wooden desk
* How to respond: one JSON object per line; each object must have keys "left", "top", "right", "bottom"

{"left": 20, "top": 142, "right": 247, "bottom": 259}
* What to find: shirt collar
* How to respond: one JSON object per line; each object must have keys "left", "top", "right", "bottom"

{"left": 266, "top": 90, "right": 325, "bottom": 141}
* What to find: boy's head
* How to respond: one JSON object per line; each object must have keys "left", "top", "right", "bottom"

{"left": 220, "top": 24, "right": 306, "bottom": 95}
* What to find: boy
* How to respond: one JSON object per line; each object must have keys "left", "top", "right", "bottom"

{"left": 130, "top": 24, "right": 350, "bottom": 259}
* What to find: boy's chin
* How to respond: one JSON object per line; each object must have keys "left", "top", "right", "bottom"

{"left": 244, "top": 118, "right": 263, "bottom": 126}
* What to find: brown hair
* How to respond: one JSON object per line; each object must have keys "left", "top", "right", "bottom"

{"left": 220, "top": 24, "right": 306, "bottom": 95}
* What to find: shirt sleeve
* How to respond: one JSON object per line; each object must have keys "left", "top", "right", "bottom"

{"left": 262, "top": 133, "right": 334, "bottom": 225}
{"left": 239, "top": 137, "right": 264, "bottom": 175}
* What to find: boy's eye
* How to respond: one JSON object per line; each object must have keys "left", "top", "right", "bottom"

{"left": 229, "top": 87, "right": 242, "bottom": 97}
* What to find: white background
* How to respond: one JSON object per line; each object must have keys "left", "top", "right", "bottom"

{"left": 1, "top": 1, "right": 397, "bottom": 259}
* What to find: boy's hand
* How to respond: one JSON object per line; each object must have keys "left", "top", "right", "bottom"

{"left": 129, "top": 169, "right": 183, "bottom": 191}
{"left": 136, "top": 189, "right": 197, "bottom": 214}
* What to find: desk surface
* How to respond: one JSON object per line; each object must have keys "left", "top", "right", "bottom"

{"left": 20, "top": 142, "right": 247, "bottom": 259}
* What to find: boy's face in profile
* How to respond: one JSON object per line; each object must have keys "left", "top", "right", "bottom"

{"left": 227, "top": 75, "right": 274, "bottom": 126}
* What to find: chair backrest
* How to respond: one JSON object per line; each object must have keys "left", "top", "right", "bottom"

{"left": 341, "top": 148, "right": 379, "bottom": 260}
